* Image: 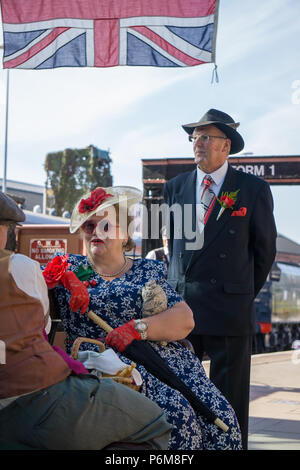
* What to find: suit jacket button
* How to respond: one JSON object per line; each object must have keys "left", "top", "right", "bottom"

{"left": 228, "top": 229, "right": 236, "bottom": 235}
{"left": 210, "top": 278, "right": 217, "bottom": 284}
{"left": 219, "top": 253, "right": 227, "bottom": 259}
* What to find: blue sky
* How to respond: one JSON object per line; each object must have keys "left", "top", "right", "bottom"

{"left": 0, "top": 0, "right": 299, "bottom": 243}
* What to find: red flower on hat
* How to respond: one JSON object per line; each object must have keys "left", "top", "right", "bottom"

{"left": 78, "top": 188, "right": 113, "bottom": 214}
{"left": 43, "top": 254, "right": 70, "bottom": 289}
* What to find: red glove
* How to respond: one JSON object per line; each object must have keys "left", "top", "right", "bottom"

{"left": 43, "top": 255, "right": 90, "bottom": 314}
{"left": 105, "top": 320, "right": 141, "bottom": 352}
{"left": 61, "top": 271, "right": 90, "bottom": 314}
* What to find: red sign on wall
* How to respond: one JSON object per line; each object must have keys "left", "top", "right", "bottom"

{"left": 30, "top": 239, "right": 67, "bottom": 263}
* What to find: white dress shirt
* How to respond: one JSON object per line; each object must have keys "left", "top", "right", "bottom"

{"left": 146, "top": 246, "right": 169, "bottom": 262}
{"left": 196, "top": 160, "right": 228, "bottom": 233}
{"left": 9, "top": 253, "right": 51, "bottom": 333}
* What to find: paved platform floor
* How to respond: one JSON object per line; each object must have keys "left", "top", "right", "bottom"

{"left": 248, "top": 350, "right": 300, "bottom": 450}
{"left": 203, "top": 350, "right": 300, "bottom": 451}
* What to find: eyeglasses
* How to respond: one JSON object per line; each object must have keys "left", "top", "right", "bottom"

{"left": 82, "top": 219, "right": 119, "bottom": 235}
{"left": 188, "top": 134, "right": 227, "bottom": 144}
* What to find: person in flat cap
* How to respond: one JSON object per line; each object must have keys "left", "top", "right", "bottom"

{"left": 164, "top": 109, "right": 277, "bottom": 449}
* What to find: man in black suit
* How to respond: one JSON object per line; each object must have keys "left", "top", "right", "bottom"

{"left": 163, "top": 109, "right": 277, "bottom": 449}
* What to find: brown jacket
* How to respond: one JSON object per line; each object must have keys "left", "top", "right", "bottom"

{"left": 0, "top": 250, "right": 70, "bottom": 398}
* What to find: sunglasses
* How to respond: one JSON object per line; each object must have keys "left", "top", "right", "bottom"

{"left": 82, "top": 219, "right": 118, "bottom": 235}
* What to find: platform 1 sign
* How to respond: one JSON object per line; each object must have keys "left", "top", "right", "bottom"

{"left": 142, "top": 155, "right": 300, "bottom": 186}
{"left": 30, "top": 239, "right": 67, "bottom": 263}
{"left": 228, "top": 156, "right": 300, "bottom": 185}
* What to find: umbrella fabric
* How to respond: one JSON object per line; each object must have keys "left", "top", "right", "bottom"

{"left": 123, "top": 339, "right": 226, "bottom": 430}
{"left": 87, "top": 310, "right": 228, "bottom": 432}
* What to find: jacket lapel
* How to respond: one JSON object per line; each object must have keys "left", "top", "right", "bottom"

{"left": 186, "top": 164, "right": 240, "bottom": 271}
{"left": 179, "top": 170, "right": 197, "bottom": 269}
{"left": 181, "top": 170, "right": 197, "bottom": 207}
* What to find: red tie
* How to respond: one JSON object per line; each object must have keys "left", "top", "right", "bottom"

{"left": 200, "top": 175, "right": 216, "bottom": 225}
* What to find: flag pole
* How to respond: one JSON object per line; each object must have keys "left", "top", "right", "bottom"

{"left": 0, "top": 42, "right": 9, "bottom": 194}
{"left": 3, "top": 68, "right": 9, "bottom": 193}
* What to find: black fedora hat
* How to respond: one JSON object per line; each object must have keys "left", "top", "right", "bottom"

{"left": 182, "top": 108, "right": 244, "bottom": 155}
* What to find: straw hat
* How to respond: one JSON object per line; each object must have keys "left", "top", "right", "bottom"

{"left": 70, "top": 186, "right": 142, "bottom": 233}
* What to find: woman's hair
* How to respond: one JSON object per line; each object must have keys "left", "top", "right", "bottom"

{"left": 114, "top": 203, "right": 135, "bottom": 252}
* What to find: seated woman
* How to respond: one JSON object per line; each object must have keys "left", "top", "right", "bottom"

{"left": 0, "top": 190, "right": 171, "bottom": 451}
{"left": 45, "top": 186, "right": 242, "bottom": 450}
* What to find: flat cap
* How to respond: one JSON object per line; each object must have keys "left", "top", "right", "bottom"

{"left": 0, "top": 191, "right": 25, "bottom": 224}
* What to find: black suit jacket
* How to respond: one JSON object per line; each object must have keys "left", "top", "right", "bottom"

{"left": 164, "top": 164, "right": 277, "bottom": 336}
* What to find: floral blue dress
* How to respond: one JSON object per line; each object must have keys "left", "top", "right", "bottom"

{"left": 51, "top": 254, "right": 242, "bottom": 450}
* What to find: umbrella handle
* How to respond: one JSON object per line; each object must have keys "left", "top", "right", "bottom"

{"left": 214, "top": 418, "right": 229, "bottom": 433}
{"left": 87, "top": 310, "right": 113, "bottom": 333}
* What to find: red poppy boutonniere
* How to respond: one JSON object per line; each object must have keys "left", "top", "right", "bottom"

{"left": 216, "top": 189, "right": 239, "bottom": 221}
{"left": 78, "top": 188, "right": 113, "bottom": 214}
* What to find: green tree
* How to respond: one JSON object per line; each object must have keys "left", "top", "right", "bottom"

{"left": 45, "top": 145, "right": 112, "bottom": 216}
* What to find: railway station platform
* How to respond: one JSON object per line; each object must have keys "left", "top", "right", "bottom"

{"left": 248, "top": 350, "right": 300, "bottom": 450}
{"left": 204, "top": 350, "right": 300, "bottom": 450}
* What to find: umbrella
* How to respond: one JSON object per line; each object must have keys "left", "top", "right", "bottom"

{"left": 87, "top": 310, "right": 228, "bottom": 432}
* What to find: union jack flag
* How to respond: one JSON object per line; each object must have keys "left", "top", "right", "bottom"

{"left": 0, "top": 0, "right": 219, "bottom": 69}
